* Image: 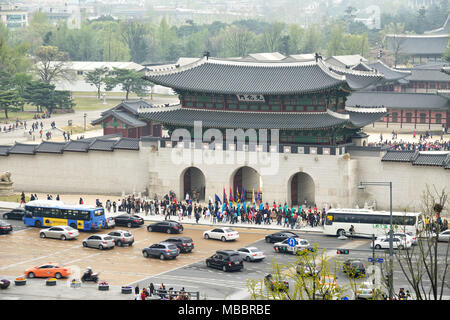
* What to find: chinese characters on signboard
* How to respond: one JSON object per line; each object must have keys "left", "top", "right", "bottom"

{"left": 236, "top": 94, "right": 265, "bottom": 102}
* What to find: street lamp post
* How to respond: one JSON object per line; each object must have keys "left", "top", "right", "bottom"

{"left": 84, "top": 113, "right": 87, "bottom": 132}
{"left": 358, "top": 181, "right": 394, "bottom": 300}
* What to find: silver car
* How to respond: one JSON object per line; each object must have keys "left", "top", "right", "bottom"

{"left": 107, "top": 230, "right": 134, "bottom": 246}
{"left": 39, "top": 226, "right": 79, "bottom": 240}
{"left": 82, "top": 234, "right": 115, "bottom": 250}
{"left": 237, "top": 247, "right": 265, "bottom": 262}
{"left": 438, "top": 230, "right": 450, "bottom": 242}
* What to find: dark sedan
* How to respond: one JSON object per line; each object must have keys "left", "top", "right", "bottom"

{"left": 2, "top": 208, "right": 27, "bottom": 220}
{"left": 265, "top": 231, "right": 299, "bottom": 243}
{"left": 147, "top": 220, "right": 183, "bottom": 234}
{"left": 343, "top": 259, "right": 366, "bottom": 278}
{"left": 113, "top": 214, "right": 144, "bottom": 228}
{"left": 0, "top": 220, "right": 13, "bottom": 234}
{"left": 164, "top": 236, "right": 194, "bottom": 253}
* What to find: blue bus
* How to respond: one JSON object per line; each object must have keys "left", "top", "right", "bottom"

{"left": 24, "top": 200, "right": 105, "bottom": 231}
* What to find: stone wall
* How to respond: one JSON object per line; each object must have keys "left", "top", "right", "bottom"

{"left": 1, "top": 141, "right": 448, "bottom": 214}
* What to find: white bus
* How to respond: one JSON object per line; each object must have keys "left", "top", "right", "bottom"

{"left": 323, "top": 208, "right": 421, "bottom": 238}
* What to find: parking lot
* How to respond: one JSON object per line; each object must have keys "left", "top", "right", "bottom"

{"left": 0, "top": 219, "right": 268, "bottom": 287}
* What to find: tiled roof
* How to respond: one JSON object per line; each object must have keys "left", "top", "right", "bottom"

{"left": 113, "top": 138, "right": 140, "bottom": 150}
{"left": 144, "top": 57, "right": 347, "bottom": 95}
{"left": 382, "top": 150, "right": 450, "bottom": 169}
{"left": 382, "top": 150, "right": 417, "bottom": 162}
{"left": 8, "top": 143, "right": 36, "bottom": 155}
{"left": 412, "top": 153, "right": 449, "bottom": 166}
{"left": 325, "top": 63, "right": 384, "bottom": 90}
{"left": 346, "top": 91, "right": 449, "bottom": 110}
{"left": 35, "top": 141, "right": 67, "bottom": 154}
{"left": 91, "top": 110, "right": 147, "bottom": 127}
{"left": 325, "top": 55, "right": 368, "bottom": 68}
{"left": 88, "top": 139, "right": 117, "bottom": 151}
{"left": 384, "top": 34, "right": 448, "bottom": 56}
{"left": 63, "top": 140, "right": 91, "bottom": 152}
{"left": 425, "top": 14, "right": 450, "bottom": 35}
{"left": 139, "top": 105, "right": 384, "bottom": 130}
{"left": 405, "top": 68, "right": 450, "bottom": 82}
{"left": 368, "top": 60, "right": 411, "bottom": 81}
{"left": 0, "top": 145, "right": 11, "bottom": 156}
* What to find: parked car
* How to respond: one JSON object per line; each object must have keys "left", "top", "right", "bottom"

{"left": 147, "top": 220, "right": 184, "bottom": 234}
{"left": 142, "top": 242, "right": 179, "bottom": 260}
{"left": 371, "top": 237, "right": 411, "bottom": 250}
{"left": 104, "top": 217, "right": 116, "bottom": 229}
{"left": 264, "top": 273, "right": 289, "bottom": 292}
{"left": 296, "top": 262, "right": 320, "bottom": 276}
{"left": 39, "top": 226, "right": 79, "bottom": 240}
{"left": 438, "top": 230, "right": 450, "bottom": 242}
{"left": 164, "top": 236, "right": 194, "bottom": 253}
{"left": 107, "top": 230, "right": 134, "bottom": 246}
{"left": 113, "top": 214, "right": 144, "bottom": 228}
{"left": 273, "top": 237, "right": 314, "bottom": 255}
{"left": 342, "top": 259, "right": 366, "bottom": 278}
{"left": 24, "top": 262, "right": 70, "bottom": 279}
{"left": 82, "top": 234, "right": 115, "bottom": 250}
{"left": 265, "top": 231, "right": 299, "bottom": 243}
{"left": 2, "top": 208, "right": 27, "bottom": 220}
{"left": 203, "top": 227, "right": 239, "bottom": 242}
{"left": 205, "top": 250, "right": 244, "bottom": 272}
{"left": 237, "top": 247, "right": 265, "bottom": 262}
{"left": 0, "top": 220, "right": 12, "bottom": 234}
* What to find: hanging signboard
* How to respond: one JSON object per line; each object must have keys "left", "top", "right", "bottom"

{"left": 236, "top": 94, "right": 265, "bottom": 102}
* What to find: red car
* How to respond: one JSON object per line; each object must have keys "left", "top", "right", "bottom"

{"left": 0, "top": 220, "right": 12, "bottom": 234}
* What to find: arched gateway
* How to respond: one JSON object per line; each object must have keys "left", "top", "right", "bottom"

{"left": 181, "top": 167, "right": 205, "bottom": 202}
{"left": 289, "top": 172, "right": 315, "bottom": 207}
{"left": 232, "top": 166, "right": 262, "bottom": 201}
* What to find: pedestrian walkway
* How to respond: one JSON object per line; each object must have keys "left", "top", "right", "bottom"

{"left": 0, "top": 199, "right": 324, "bottom": 234}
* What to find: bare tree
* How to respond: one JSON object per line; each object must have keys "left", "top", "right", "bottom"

{"left": 33, "top": 45, "right": 72, "bottom": 84}
{"left": 388, "top": 185, "right": 449, "bottom": 300}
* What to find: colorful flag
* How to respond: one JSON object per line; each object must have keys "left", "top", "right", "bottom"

{"left": 230, "top": 188, "right": 233, "bottom": 204}
{"left": 223, "top": 188, "right": 228, "bottom": 205}
{"left": 252, "top": 188, "right": 255, "bottom": 204}
{"left": 241, "top": 188, "right": 245, "bottom": 202}
{"left": 215, "top": 194, "right": 221, "bottom": 204}
{"left": 236, "top": 187, "right": 240, "bottom": 203}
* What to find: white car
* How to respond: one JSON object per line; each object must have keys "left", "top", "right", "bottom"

{"left": 237, "top": 247, "right": 265, "bottom": 262}
{"left": 438, "top": 230, "right": 450, "bottom": 242}
{"left": 203, "top": 228, "right": 239, "bottom": 242}
{"left": 39, "top": 226, "right": 79, "bottom": 240}
{"left": 355, "top": 281, "right": 380, "bottom": 300}
{"left": 371, "top": 237, "right": 411, "bottom": 250}
{"left": 377, "top": 232, "right": 416, "bottom": 246}
{"left": 273, "top": 237, "right": 313, "bottom": 254}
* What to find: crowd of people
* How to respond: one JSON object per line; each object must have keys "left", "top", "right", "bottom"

{"left": 101, "top": 192, "right": 328, "bottom": 230}
{"left": 367, "top": 129, "right": 449, "bottom": 151}
{"left": 134, "top": 283, "right": 192, "bottom": 300}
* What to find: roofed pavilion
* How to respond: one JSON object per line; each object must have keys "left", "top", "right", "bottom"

{"left": 140, "top": 55, "right": 387, "bottom": 145}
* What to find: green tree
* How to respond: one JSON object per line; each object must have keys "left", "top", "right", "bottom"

{"left": 119, "top": 21, "right": 149, "bottom": 63}
{"left": 262, "top": 22, "right": 285, "bottom": 52}
{"left": 105, "top": 68, "right": 149, "bottom": 100}
{"left": 0, "top": 90, "right": 21, "bottom": 119}
{"left": 22, "top": 80, "right": 55, "bottom": 113}
{"left": 84, "top": 67, "right": 109, "bottom": 99}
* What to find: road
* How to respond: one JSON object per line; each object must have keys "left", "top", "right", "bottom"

{"left": 1, "top": 210, "right": 449, "bottom": 300}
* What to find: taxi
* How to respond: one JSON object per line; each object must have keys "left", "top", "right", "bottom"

{"left": 24, "top": 262, "right": 71, "bottom": 279}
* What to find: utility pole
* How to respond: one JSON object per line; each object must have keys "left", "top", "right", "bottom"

{"left": 359, "top": 181, "right": 394, "bottom": 300}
